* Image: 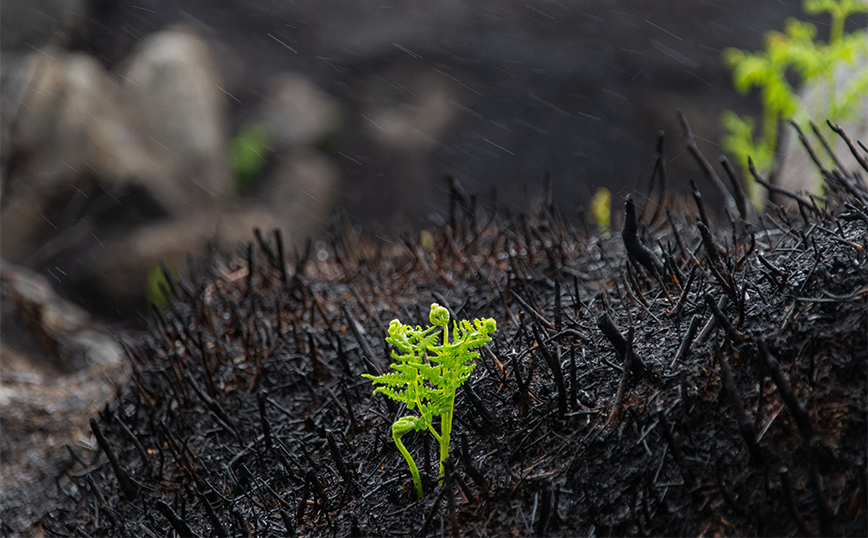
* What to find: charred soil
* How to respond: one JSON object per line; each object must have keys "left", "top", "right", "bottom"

{"left": 29, "top": 139, "right": 868, "bottom": 537}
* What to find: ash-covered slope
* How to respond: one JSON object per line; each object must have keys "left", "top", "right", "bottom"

{"left": 39, "top": 137, "right": 866, "bottom": 537}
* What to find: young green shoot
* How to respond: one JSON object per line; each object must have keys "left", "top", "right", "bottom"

{"left": 363, "top": 303, "right": 497, "bottom": 499}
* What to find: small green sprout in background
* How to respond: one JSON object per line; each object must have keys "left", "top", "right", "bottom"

{"left": 145, "top": 264, "right": 175, "bottom": 309}
{"left": 363, "top": 303, "right": 497, "bottom": 499}
{"left": 721, "top": 0, "right": 868, "bottom": 206}
{"left": 590, "top": 187, "right": 612, "bottom": 233}
{"left": 229, "top": 123, "right": 271, "bottom": 194}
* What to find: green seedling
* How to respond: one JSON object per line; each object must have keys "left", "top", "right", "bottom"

{"left": 146, "top": 264, "right": 175, "bottom": 309}
{"left": 721, "top": 0, "right": 868, "bottom": 206}
{"left": 363, "top": 303, "right": 497, "bottom": 499}
{"left": 229, "top": 123, "right": 271, "bottom": 193}
{"left": 590, "top": 187, "right": 612, "bottom": 233}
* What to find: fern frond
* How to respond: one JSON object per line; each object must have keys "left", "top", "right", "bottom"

{"left": 363, "top": 303, "right": 497, "bottom": 497}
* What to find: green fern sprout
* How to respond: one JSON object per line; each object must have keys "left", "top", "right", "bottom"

{"left": 721, "top": 0, "right": 868, "bottom": 206}
{"left": 363, "top": 303, "right": 497, "bottom": 499}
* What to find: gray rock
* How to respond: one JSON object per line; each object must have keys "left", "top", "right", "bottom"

{"left": 0, "top": 0, "right": 88, "bottom": 51}
{"left": 117, "top": 25, "right": 231, "bottom": 211}
{"left": 259, "top": 72, "right": 342, "bottom": 149}
{"left": 0, "top": 49, "right": 148, "bottom": 261}
{"left": 0, "top": 261, "right": 123, "bottom": 372}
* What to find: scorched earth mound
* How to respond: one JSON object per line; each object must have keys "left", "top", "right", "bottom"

{"left": 33, "top": 131, "right": 868, "bottom": 537}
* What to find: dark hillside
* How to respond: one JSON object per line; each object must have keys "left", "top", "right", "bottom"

{"left": 35, "top": 136, "right": 867, "bottom": 537}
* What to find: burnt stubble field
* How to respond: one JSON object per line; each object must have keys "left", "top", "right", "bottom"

{"left": 37, "top": 130, "right": 867, "bottom": 537}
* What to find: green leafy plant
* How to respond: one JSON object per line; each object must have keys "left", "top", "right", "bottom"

{"left": 229, "top": 123, "right": 271, "bottom": 193}
{"left": 363, "top": 303, "right": 497, "bottom": 499}
{"left": 721, "top": 0, "right": 868, "bottom": 205}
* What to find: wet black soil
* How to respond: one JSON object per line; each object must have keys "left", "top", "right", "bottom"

{"left": 28, "top": 143, "right": 868, "bottom": 536}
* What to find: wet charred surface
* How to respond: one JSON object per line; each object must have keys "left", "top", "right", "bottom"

{"left": 35, "top": 161, "right": 867, "bottom": 536}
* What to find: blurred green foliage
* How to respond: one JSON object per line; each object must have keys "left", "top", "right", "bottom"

{"left": 721, "top": 0, "right": 868, "bottom": 206}
{"left": 229, "top": 123, "right": 271, "bottom": 193}
{"left": 590, "top": 187, "right": 612, "bottom": 233}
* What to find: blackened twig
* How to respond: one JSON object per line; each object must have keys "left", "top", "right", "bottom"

{"left": 758, "top": 253, "right": 787, "bottom": 290}
{"left": 341, "top": 303, "right": 383, "bottom": 376}
{"left": 642, "top": 131, "right": 668, "bottom": 226}
{"left": 464, "top": 381, "right": 495, "bottom": 428}
{"left": 233, "top": 509, "right": 252, "bottom": 538}
{"left": 510, "top": 290, "right": 556, "bottom": 330}
{"left": 596, "top": 313, "right": 626, "bottom": 358}
{"left": 697, "top": 296, "right": 728, "bottom": 344}
{"left": 704, "top": 293, "right": 745, "bottom": 342}
{"left": 714, "top": 342, "right": 763, "bottom": 463}
{"left": 828, "top": 120, "right": 868, "bottom": 174}
{"left": 86, "top": 475, "right": 118, "bottom": 528}
{"left": 596, "top": 314, "right": 652, "bottom": 380}
{"left": 790, "top": 120, "right": 831, "bottom": 178}
{"left": 199, "top": 493, "right": 228, "bottom": 537}
{"left": 419, "top": 471, "right": 452, "bottom": 536}
{"left": 808, "top": 438, "right": 833, "bottom": 536}
{"left": 657, "top": 409, "right": 695, "bottom": 489}
{"left": 115, "top": 417, "right": 152, "bottom": 472}
{"left": 669, "top": 314, "right": 701, "bottom": 368}
{"left": 569, "top": 346, "right": 579, "bottom": 411}
{"left": 274, "top": 228, "right": 288, "bottom": 284}
{"left": 258, "top": 391, "right": 272, "bottom": 450}
{"left": 608, "top": 327, "right": 636, "bottom": 424}
{"left": 534, "top": 483, "right": 554, "bottom": 536}
{"left": 749, "top": 157, "right": 822, "bottom": 216}
{"left": 669, "top": 265, "right": 697, "bottom": 316}
{"left": 622, "top": 194, "right": 664, "bottom": 279}
{"left": 810, "top": 121, "right": 845, "bottom": 172}
{"left": 678, "top": 111, "right": 738, "bottom": 215}
{"left": 89, "top": 418, "right": 138, "bottom": 501}
{"left": 280, "top": 509, "right": 298, "bottom": 538}
{"left": 719, "top": 155, "right": 750, "bottom": 222}
{"left": 327, "top": 430, "right": 353, "bottom": 485}
{"left": 779, "top": 467, "right": 811, "bottom": 537}
{"left": 757, "top": 340, "right": 815, "bottom": 441}
{"left": 533, "top": 323, "right": 567, "bottom": 419}
{"left": 185, "top": 372, "right": 238, "bottom": 439}
{"left": 155, "top": 501, "right": 199, "bottom": 538}
{"left": 690, "top": 178, "right": 711, "bottom": 230}
{"left": 460, "top": 432, "right": 489, "bottom": 498}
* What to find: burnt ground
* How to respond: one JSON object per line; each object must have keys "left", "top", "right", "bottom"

{"left": 21, "top": 136, "right": 868, "bottom": 537}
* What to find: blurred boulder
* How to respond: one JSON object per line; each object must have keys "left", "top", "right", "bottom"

{"left": 259, "top": 72, "right": 342, "bottom": 149}
{"left": 1, "top": 26, "right": 239, "bottom": 311}
{"left": 363, "top": 71, "right": 455, "bottom": 152}
{"left": 0, "top": 49, "right": 149, "bottom": 260}
{"left": 117, "top": 25, "right": 231, "bottom": 211}
{"left": 0, "top": 0, "right": 88, "bottom": 51}
{"left": 0, "top": 261, "right": 122, "bottom": 372}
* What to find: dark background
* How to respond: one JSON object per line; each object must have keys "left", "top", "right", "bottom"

{"left": 70, "top": 0, "right": 808, "bottom": 226}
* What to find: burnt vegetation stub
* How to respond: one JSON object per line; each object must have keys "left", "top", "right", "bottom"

{"left": 41, "top": 132, "right": 867, "bottom": 537}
